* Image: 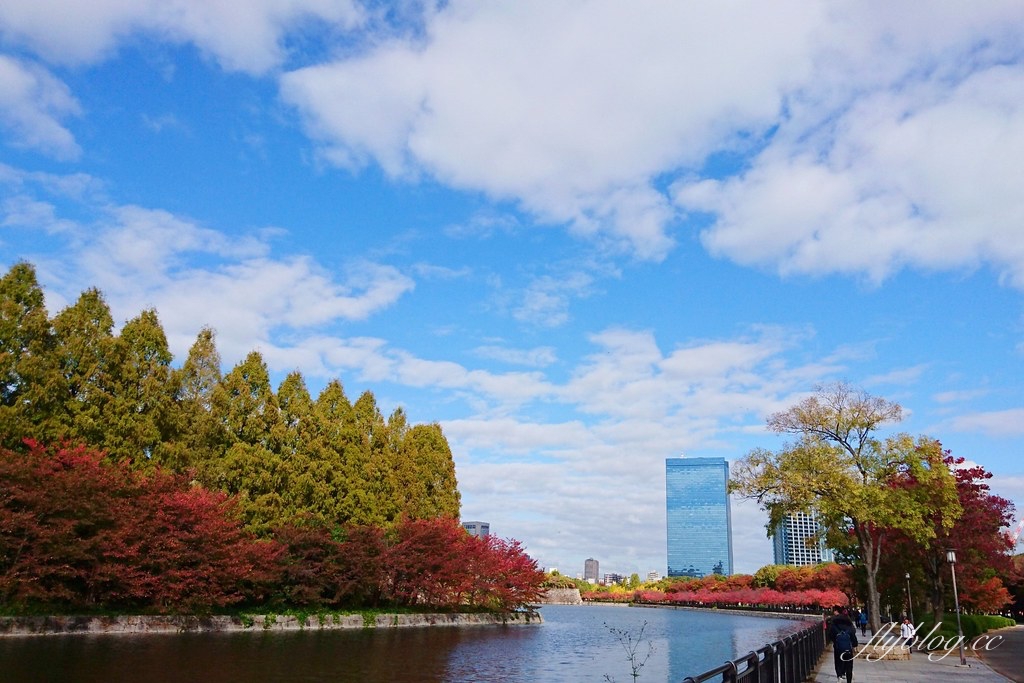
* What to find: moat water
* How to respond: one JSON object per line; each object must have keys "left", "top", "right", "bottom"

{"left": 0, "top": 605, "right": 816, "bottom": 682}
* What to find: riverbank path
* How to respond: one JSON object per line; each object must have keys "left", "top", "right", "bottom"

{"left": 809, "top": 626, "right": 1023, "bottom": 683}
{"left": 976, "top": 625, "right": 1024, "bottom": 683}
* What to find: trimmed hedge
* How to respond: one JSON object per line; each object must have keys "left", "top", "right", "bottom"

{"left": 917, "top": 613, "right": 1015, "bottom": 641}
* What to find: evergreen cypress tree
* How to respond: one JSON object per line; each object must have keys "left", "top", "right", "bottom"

{"left": 104, "top": 309, "right": 175, "bottom": 464}
{"left": 52, "top": 289, "right": 117, "bottom": 448}
{"left": 0, "top": 263, "right": 61, "bottom": 447}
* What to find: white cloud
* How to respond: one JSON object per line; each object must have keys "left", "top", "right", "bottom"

{"left": 435, "top": 327, "right": 851, "bottom": 573}
{"left": 0, "top": 0, "right": 364, "bottom": 74}
{"left": 1, "top": 194, "right": 78, "bottom": 234}
{"left": 947, "top": 408, "right": 1024, "bottom": 437}
{"left": 281, "top": 0, "right": 1024, "bottom": 277}
{"left": 0, "top": 55, "right": 80, "bottom": 159}
{"left": 730, "top": 498, "right": 774, "bottom": 575}
{"left": 281, "top": 0, "right": 823, "bottom": 259}
{"left": 411, "top": 262, "right": 471, "bottom": 280}
{"left": 864, "top": 365, "right": 929, "bottom": 388}
{"left": 677, "top": 45, "right": 1024, "bottom": 287}
{"left": 932, "top": 388, "right": 989, "bottom": 405}
{"left": 561, "top": 327, "right": 804, "bottom": 422}
{"left": 513, "top": 271, "right": 595, "bottom": 327}
{"left": 7, "top": 0, "right": 1022, "bottom": 283}
{"left": 446, "top": 417, "right": 594, "bottom": 455}
{"left": 0, "top": 162, "right": 104, "bottom": 200}
{"left": 0, "top": 171, "right": 415, "bottom": 365}
{"left": 443, "top": 211, "right": 520, "bottom": 239}
{"left": 141, "top": 112, "right": 187, "bottom": 134}
{"left": 473, "top": 344, "right": 557, "bottom": 368}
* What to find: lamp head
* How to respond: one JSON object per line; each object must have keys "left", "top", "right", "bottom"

{"left": 946, "top": 549, "right": 957, "bottom": 564}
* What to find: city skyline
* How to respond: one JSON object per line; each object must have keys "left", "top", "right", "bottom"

{"left": 1, "top": 2, "right": 1023, "bottom": 576}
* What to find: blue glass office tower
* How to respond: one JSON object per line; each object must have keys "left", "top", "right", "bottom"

{"left": 666, "top": 457, "right": 733, "bottom": 577}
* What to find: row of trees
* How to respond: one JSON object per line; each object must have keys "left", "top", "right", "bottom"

{"left": 631, "top": 587, "right": 846, "bottom": 610}
{"left": 1, "top": 443, "right": 544, "bottom": 614}
{"left": 862, "top": 454, "right": 1017, "bottom": 620}
{"left": 0, "top": 262, "right": 460, "bottom": 533}
{"left": 578, "top": 562, "right": 854, "bottom": 611}
{"left": 0, "top": 262, "right": 553, "bottom": 615}
{"left": 731, "top": 383, "right": 1020, "bottom": 629}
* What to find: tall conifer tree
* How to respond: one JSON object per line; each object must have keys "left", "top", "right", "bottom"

{"left": 105, "top": 309, "right": 175, "bottom": 464}
{"left": 208, "top": 351, "right": 285, "bottom": 534}
{"left": 160, "top": 327, "right": 225, "bottom": 471}
{"left": 403, "top": 423, "right": 461, "bottom": 520}
{"left": 314, "top": 380, "right": 359, "bottom": 523}
{"left": 52, "top": 289, "right": 117, "bottom": 448}
{"left": 0, "top": 263, "right": 61, "bottom": 446}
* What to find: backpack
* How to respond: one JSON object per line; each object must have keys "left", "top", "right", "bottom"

{"left": 834, "top": 627, "right": 853, "bottom": 652}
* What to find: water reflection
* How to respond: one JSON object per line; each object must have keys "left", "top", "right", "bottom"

{"left": 0, "top": 605, "right": 815, "bottom": 683}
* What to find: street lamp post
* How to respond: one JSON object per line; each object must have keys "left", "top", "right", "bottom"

{"left": 905, "top": 572, "right": 914, "bottom": 624}
{"left": 946, "top": 550, "right": 967, "bottom": 666}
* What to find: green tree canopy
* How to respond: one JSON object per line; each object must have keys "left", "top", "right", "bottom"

{"left": 0, "top": 263, "right": 462, "bottom": 539}
{"left": 52, "top": 289, "right": 117, "bottom": 447}
{"left": 0, "top": 262, "right": 61, "bottom": 445}
{"left": 159, "top": 327, "right": 226, "bottom": 471}
{"left": 104, "top": 309, "right": 175, "bottom": 464}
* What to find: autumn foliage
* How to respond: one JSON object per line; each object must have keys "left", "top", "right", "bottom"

{"left": 582, "top": 567, "right": 850, "bottom": 611}
{"left": 0, "top": 441, "right": 277, "bottom": 612}
{"left": 0, "top": 443, "right": 543, "bottom": 615}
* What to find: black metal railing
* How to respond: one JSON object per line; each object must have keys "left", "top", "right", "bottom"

{"left": 681, "top": 620, "right": 825, "bottom": 683}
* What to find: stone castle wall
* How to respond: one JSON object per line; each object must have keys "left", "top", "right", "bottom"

{"left": 536, "top": 588, "right": 583, "bottom": 604}
{"left": 0, "top": 610, "right": 542, "bottom": 637}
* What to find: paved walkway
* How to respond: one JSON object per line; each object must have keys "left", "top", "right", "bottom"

{"left": 810, "top": 627, "right": 1019, "bottom": 683}
{"left": 976, "top": 625, "right": 1024, "bottom": 683}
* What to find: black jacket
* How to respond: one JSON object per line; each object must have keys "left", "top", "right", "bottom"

{"left": 828, "top": 614, "right": 859, "bottom": 650}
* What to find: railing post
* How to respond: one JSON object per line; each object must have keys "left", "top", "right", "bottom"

{"left": 744, "top": 651, "right": 759, "bottom": 683}
{"left": 678, "top": 622, "right": 826, "bottom": 683}
{"left": 763, "top": 644, "right": 774, "bottom": 683}
{"left": 724, "top": 660, "right": 738, "bottom": 683}
{"left": 784, "top": 635, "right": 795, "bottom": 683}
{"left": 798, "top": 630, "right": 808, "bottom": 679}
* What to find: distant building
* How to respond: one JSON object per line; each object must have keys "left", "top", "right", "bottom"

{"left": 666, "top": 456, "right": 733, "bottom": 577}
{"left": 646, "top": 570, "right": 661, "bottom": 583}
{"left": 584, "top": 557, "right": 600, "bottom": 582}
{"left": 772, "top": 511, "right": 834, "bottom": 565}
{"left": 603, "top": 573, "right": 625, "bottom": 585}
{"left": 462, "top": 521, "right": 490, "bottom": 538}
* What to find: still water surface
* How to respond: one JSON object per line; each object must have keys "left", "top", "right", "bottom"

{"left": 0, "top": 605, "right": 816, "bottom": 682}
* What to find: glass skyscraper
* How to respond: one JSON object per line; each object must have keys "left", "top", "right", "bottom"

{"left": 665, "top": 457, "right": 733, "bottom": 577}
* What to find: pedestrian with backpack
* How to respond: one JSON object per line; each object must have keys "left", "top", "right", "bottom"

{"left": 858, "top": 610, "right": 868, "bottom": 637}
{"left": 828, "top": 607, "right": 858, "bottom": 683}
{"left": 901, "top": 617, "right": 917, "bottom": 654}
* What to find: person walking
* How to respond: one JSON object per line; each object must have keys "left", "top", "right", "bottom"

{"left": 900, "top": 617, "right": 917, "bottom": 655}
{"left": 828, "top": 607, "right": 859, "bottom": 683}
{"left": 858, "top": 610, "right": 868, "bottom": 637}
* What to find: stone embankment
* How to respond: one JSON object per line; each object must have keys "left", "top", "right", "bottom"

{"left": 631, "top": 603, "right": 823, "bottom": 622}
{"left": 535, "top": 588, "right": 582, "bottom": 605}
{"left": 0, "top": 610, "right": 542, "bottom": 637}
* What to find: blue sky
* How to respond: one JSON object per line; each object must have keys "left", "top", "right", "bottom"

{"left": 2, "top": 1, "right": 1023, "bottom": 577}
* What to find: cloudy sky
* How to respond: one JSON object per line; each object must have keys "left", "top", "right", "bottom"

{"left": 2, "top": 1, "right": 1023, "bottom": 576}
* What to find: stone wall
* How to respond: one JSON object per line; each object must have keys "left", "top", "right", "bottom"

{"left": 0, "top": 611, "right": 542, "bottom": 637}
{"left": 536, "top": 588, "right": 583, "bottom": 605}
